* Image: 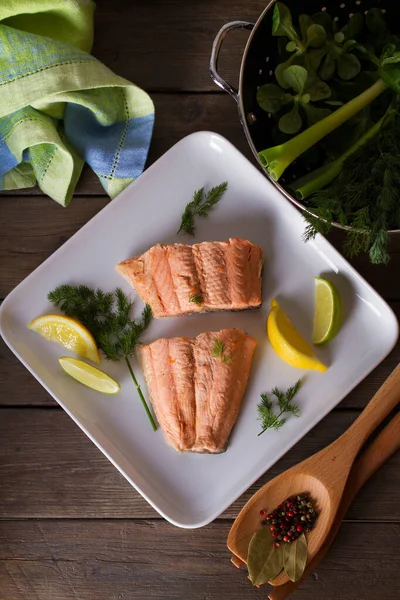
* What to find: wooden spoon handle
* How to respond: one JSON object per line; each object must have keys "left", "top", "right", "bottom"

{"left": 333, "top": 364, "right": 400, "bottom": 459}
{"left": 344, "top": 410, "right": 400, "bottom": 499}
{"left": 268, "top": 410, "right": 400, "bottom": 600}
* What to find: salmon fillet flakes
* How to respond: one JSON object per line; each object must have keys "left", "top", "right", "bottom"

{"left": 139, "top": 328, "right": 257, "bottom": 453}
{"left": 116, "top": 238, "right": 263, "bottom": 318}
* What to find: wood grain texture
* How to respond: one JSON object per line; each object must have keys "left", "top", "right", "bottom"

{"left": 0, "top": 195, "right": 108, "bottom": 298}
{"left": 0, "top": 519, "right": 399, "bottom": 600}
{"left": 92, "top": 0, "right": 263, "bottom": 92}
{"left": 1, "top": 408, "right": 399, "bottom": 521}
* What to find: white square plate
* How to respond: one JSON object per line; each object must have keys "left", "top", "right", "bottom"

{"left": 1, "top": 132, "right": 398, "bottom": 528}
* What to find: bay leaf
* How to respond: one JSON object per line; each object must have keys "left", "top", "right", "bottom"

{"left": 247, "top": 527, "right": 285, "bottom": 586}
{"left": 283, "top": 533, "right": 308, "bottom": 582}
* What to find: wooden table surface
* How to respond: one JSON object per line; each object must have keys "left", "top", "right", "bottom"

{"left": 1, "top": 2, "right": 400, "bottom": 599}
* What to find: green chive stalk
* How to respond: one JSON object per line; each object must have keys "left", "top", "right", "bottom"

{"left": 292, "top": 110, "right": 390, "bottom": 200}
{"left": 258, "top": 78, "right": 388, "bottom": 181}
{"left": 125, "top": 357, "right": 157, "bottom": 432}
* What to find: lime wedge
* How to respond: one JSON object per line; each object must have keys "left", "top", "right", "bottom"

{"left": 312, "top": 277, "right": 342, "bottom": 345}
{"left": 59, "top": 357, "right": 120, "bottom": 394}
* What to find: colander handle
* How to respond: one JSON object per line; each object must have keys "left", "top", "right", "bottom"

{"left": 210, "top": 21, "right": 254, "bottom": 102}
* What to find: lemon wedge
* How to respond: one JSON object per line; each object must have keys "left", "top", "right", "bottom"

{"left": 28, "top": 314, "right": 100, "bottom": 364}
{"left": 267, "top": 299, "right": 327, "bottom": 372}
{"left": 312, "top": 277, "right": 342, "bottom": 345}
{"left": 59, "top": 357, "right": 120, "bottom": 394}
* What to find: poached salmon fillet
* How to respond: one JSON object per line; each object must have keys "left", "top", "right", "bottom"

{"left": 139, "top": 328, "right": 257, "bottom": 453}
{"left": 116, "top": 238, "right": 263, "bottom": 318}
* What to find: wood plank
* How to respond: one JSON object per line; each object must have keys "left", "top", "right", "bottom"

{"left": 1, "top": 301, "right": 399, "bottom": 408}
{"left": 0, "top": 195, "right": 109, "bottom": 298}
{"left": 326, "top": 229, "right": 400, "bottom": 302}
{"left": 92, "top": 0, "right": 263, "bottom": 92}
{"left": 0, "top": 519, "right": 399, "bottom": 600}
{"left": 0, "top": 337, "right": 55, "bottom": 406}
{"left": 0, "top": 408, "right": 399, "bottom": 520}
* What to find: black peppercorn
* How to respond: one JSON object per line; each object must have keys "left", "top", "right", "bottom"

{"left": 259, "top": 493, "right": 318, "bottom": 545}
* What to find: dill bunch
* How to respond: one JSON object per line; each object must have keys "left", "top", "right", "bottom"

{"left": 178, "top": 181, "right": 228, "bottom": 235}
{"left": 257, "top": 380, "right": 302, "bottom": 436}
{"left": 303, "top": 112, "right": 400, "bottom": 264}
{"left": 48, "top": 284, "right": 157, "bottom": 431}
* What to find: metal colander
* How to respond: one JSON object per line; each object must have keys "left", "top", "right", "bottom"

{"left": 211, "top": 0, "right": 400, "bottom": 234}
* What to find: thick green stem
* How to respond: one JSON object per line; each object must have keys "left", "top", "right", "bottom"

{"left": 258, "top": 78, "right": 388, "bottom": 181}
{"left": 292, "top": 111, "right": 389, "bottom": 199}
{"left": 125, "top": 357, "right": 157, "bottom": 431}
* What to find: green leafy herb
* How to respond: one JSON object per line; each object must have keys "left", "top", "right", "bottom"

{"left": 271, "top": 3, "right": 363, "bottom": 92}
{"left": 247, "top": 527, "right": 285, "bottom": 586}
{"left": 303, "top": 109, "right": 400, "bottom": 264}
{"left": 283, "top": 533, "right": 308, "bottom": 582}
{"left": 257, "top": 380, "right": 301, "bottom": 435}
{"left": 292, "top": 110, "right": 390, "bottom": 200}
{"left": 211, "top": 338, "right": 232, "bottom": 364}
{"left": 258, "top": 5, "right": 400, "bottom": 182}
{"left": 189, "top": 294, "right": 203, "bottom": 305}
{"left": 316, "top": 14, "right": 364, "bottom": 83}
{"left": 257, "top": 65, "right": 331, "bottom": 134}
{"left": 272, "top": 2, "right": 328, "bottom": 57}
{"left": 259, "top": 77, "right": 389, "bottom": 181}
{"left": 48, "top": 285, "right": 157, "bottom": 431}
{"left": 272, "top": 3, "right": 301, "bottom": 48}
{"left": 366, "top": 7, "right": 387, "bottom": 34}
{"left": 178, "top": 181, "right": 228, "bottom": 236}
{"left": 257, "top": 83, "right": 292, "bottom": 114}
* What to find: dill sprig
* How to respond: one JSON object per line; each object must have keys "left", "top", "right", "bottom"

{"left": 178, "top": 181, "right": 228, "bottom": 235}
{"left": 189, "top": 293, "right": 203, "bottom": 305}
{"left": 211, "top": 337, "right": 232, "bottom": 364}
{"left": 303, "top": 112, "right": 400, "bottom": 264}
{"left": 257, "top": 380, "right": 302, "bottom": 436}
{"left": 48, "top": 284, "right": 157, "bottom": 431}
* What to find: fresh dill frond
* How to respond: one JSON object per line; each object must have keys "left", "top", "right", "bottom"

{"left": 303, "top": 112, "right": 400, "bottom": 264}
{"left": 368, "top": 229, "right": 390, "bottom": 264}
{"left": 257, "top": 380, "right": 302, "bottom": 436}
{"left": 178, "top": 181, "right": 228, "bottom": 235}
{"left": 48, "top": 284, "right": 157, "bottom": 431}
{"left": 138, "top": 303, "right": 152, "bottom": 332}
{"left": 211, "top": 337, "right": 232, "bottom": 364}
{"left": 47, "top": 285, "right": 114, "bottom": 338}
{"left": 48, "top": 285, "right": 149, "bottom": 361}
{"left": 302, "top": 207, "right": 333, "bottom": 243}
{"left": 179, "top": 187, "right": 204, "bottom": 236}
{"left": 272, "top": 379, "right": 302, "bottom": 417}
{"left": 258, "top": 393, "right": 286, "bottom": 431}
{"left": 189, "top": 294, "right": 203, "bottom": 305}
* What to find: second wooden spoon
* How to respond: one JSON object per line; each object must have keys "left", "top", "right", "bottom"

{"left": 228, "top": 364, "right": 400, "bottom": 586}
{"left": 269, "top": 409, "right": 400, "bottom": 599}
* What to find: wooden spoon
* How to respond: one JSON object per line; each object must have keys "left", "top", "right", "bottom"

{"left": 269, "top": 409, "right": 400, "bottom": 600}
{"left": 227, "top": 364, "right": 400, "bottom": 586}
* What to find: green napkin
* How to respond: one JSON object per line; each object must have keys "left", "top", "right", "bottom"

{"left": 0, "top": 0, "right": 155, "bottom": 205}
